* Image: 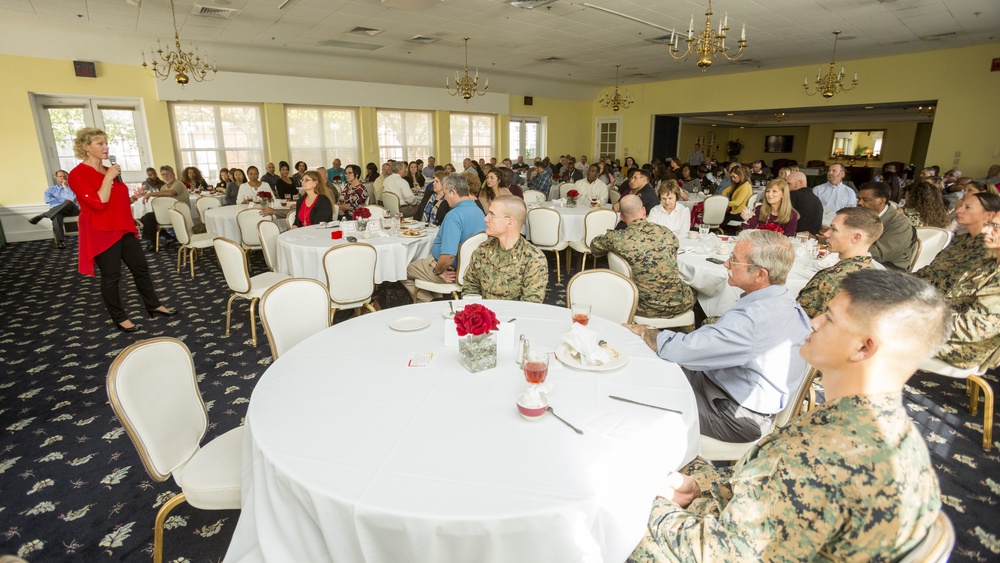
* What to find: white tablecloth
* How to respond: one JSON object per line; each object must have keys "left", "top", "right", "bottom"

{"left": 224, "top": 300, "right": 699, "bottom": 563}
{"left": 677, "top": 235, "right": 820, "bottom": 316}
{"left": 524, "top": 202, "right": 615, "bottom": 243}
{"left": 679, "top": 193, "right": 708, "bottom": 207}
{"left": 130, "top": 194, "right": 224, "bottom": 223}
{"left": 204, "top": 205, "right": 247, "bottom": 245}
{"left": 274, "top": 224, "right": 437, "bottom": 284}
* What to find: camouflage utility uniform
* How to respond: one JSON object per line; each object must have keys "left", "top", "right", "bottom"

{"left": 629, "top": 393, "right": 941, "bottom": 562}
{"left": 933, "top": 254, "right": 1000, "bottom": 368}
{"left": 462, "top": 236, "right": 548, "bottom": 303}
{"left": 915, "top": 233, "right": 991, "bottom": 294}
{"left": 797, "top": 256, "right": 877, "bottom": 318}
{"left": 589, "top": 219, "right": 695, "bottom": 318}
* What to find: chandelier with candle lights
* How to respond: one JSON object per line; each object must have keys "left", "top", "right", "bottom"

{"left": 445, "top": 37, "right": 489, "bottom": 101}
{"left": 803, "top": 31, "right": 858, "bottom": 98}
{"left": 141, "top": 0, "right": 216, "bottom": 86}
{"left": 599, "top": 65, "right": 634, "bottom": 112}
{"left": 668, "top": 0, "right": 747, "bottom": 72}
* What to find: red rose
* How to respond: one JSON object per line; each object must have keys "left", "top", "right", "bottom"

{"left": 352, "top": 207, "right": 372, "bottom": 220}
{"left": 567, "top": 189, "right": 579, "bottom": 198}
{"left": 760, "top": 222, "right": 785, "bottom": 234}
{"left": 454, "top": 303, "right": 500, "bottom": 336}
{"left": 257, "top": 190, "right": 273, "bottom": 200}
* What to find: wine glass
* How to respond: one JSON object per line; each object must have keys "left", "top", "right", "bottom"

{"left": 523, "top": 351, "right": 549, "bottom": 385}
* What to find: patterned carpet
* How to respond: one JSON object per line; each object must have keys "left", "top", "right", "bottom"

{"left": 0, "top": 237, "right": 997, "bottom": 562}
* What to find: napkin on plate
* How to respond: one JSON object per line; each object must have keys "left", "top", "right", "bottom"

{"left": 562, "top": 323, "right": 610, "bottom": 366}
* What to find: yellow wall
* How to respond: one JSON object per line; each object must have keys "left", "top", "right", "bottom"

{"left": 508, "top": 96, "right": 593, "bottom": 160}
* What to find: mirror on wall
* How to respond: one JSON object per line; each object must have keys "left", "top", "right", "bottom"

{"left": 831, "top": 129, "right": 885, "bottom": 160}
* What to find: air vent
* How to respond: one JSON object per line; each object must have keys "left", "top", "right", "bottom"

{"left": 920, "top": 31, "right": 959, "bottom": 41}
{"left": 406, "top": 35, "right": 440, "bottom": 44}
{"left": 191, "top": 4, "right": 239, "bottom": 19}
{"left": 348, "top": 26, "right": 383, "bottom": 37}
{"left": 538, "top": 56, "right": 565, "bottom": 63}
{"left": 318, "top": 40, "right": 384, "bottom": 51}
{"left": 507, "top": 0, "right": 558, "bottom": 9}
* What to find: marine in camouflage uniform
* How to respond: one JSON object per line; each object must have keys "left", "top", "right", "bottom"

{"left": 462, "top": 236, "right": 548, "bottom": 303}
{"left": 933, "top": 254, "right": 1000, "bottom": 368}
{"left": 628, "top": 393, "right": 941, "bottom": 562}
{"left": 914, "top": 233, "right": 991, "bottom": 294}
{"left": 589, "top": 219, "right": 695, "bottom": 318}
{"left": 796, "top": 256, "right": 877, "bottom": 318}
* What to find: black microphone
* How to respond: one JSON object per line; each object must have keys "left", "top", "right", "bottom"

{"left": 109, "top": 155, "right": 123, "bottom": 183}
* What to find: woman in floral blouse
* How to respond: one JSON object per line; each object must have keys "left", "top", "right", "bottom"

{"left": 338, "top": 164, "right": 367, "bottom": 219}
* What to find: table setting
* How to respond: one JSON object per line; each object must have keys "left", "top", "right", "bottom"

{"left": 224, "top": 299, "right": 699, "bottom": 563}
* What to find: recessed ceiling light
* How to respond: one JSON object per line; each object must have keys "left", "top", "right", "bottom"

{"left": 726, "top": 113, "right": 735, "bottom": 116}
{"left": 864, "top": 106, "right": 875, "bottom": 109}
{"left": 711, "top": 124, "right": 717, "bottom": 127}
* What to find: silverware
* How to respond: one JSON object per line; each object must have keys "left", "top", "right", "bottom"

{"left": 449, "top": 302, "right": 455, "bottom": 315}
{"left": 609, "top": 395, "right": 683, "bottom": 415}
{"left": 547, "top": 406, "right": 583, "bottom": 434}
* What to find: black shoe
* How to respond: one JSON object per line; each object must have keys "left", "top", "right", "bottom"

{"left": 28, "top": 215, "right": 42, "bottom": 225}
{"left": 116, "top": 321, "right": 139, "bottom": 333}
{"left": 147, "top": 308, "right": 179, "bottom": 318}
{"left": 56, "top": 241, "right": 66, "bottom": 249}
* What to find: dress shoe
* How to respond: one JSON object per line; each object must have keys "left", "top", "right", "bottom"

{"left": 116, "top": 321, "right": 139, "bottom": 333}
{"left": 147, "top": 308, "right": 179, "bottom": 318}
{"left": 56, "top": 241, "right": 66, "bottom": 249}
{"left": 28, "top": 215, "right": 43, "bottom": 225}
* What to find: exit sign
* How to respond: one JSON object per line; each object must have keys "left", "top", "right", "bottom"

{"left": 992, "top": 58, "right": 1000, "bottom": 72}
{"left": 74, "top": 60, "right": 96, "bottom": 78}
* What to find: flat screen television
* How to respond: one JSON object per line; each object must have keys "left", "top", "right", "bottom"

{"left": 764, "top": 135, "right": 794, "bottom": 153}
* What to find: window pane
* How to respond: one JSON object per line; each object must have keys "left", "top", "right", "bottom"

{"left": 377, "top": 110, "right": 433, "bottom": 164}
{"left": 99, "top": 108, "right": 142, "bottom": 172}
{"left": 172, "top": 103, "right": 264, "bottom": 180}
{"left": 287, "top": 106, "right": 359, "bottom": 169}
{"left": 451, "top": 113, "right": 493, "bottom": 165}
{"left": 47, "top": 107, "right": 86, "bottom": 172}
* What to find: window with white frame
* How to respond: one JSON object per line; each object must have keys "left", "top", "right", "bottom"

{"left": 171, "top": 103, "right": 265, "bottom": 179}
{"left": 286, "top": 106, "right": 359, "bottom": 169}
{"left": 509, "top": 116, "right": 543, "bottom": 161}
{"left": 450, "top": 113, "right": 494, "bottom": 165}
{"left": 376, "top": 110, "right": 433, "bottom": 163}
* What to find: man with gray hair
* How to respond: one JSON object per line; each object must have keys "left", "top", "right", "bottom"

{"left": 627, "top": 230, "right": 812, "bottom": 442}
{"left": 382, "top": 160, "right": 420, "bottom": 216}
{"left": 813, "top": 163, "right": 857, "bottom": 225}
{"left": 402, "top": 173, "right": 485, "bottom": 302}
{"left": 786, "top": 170, "right": 823, "bottom": 235}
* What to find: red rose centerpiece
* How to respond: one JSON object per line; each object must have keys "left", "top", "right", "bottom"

{"left": 565, "top": 189, "right": 579, "bottom": 207}
{"left": 454, "top": 303, "right": 500, "bottom": 372}
{"left": 255, "top": 190, "right": 273, "bottom": 208}
{"left": 760, "top": 222, "right": 785, "bottom": 234}
{"left": 353, "top": 207, "right": 373, "bottom": 237}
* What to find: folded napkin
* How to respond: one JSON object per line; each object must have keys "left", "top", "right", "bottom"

{"left": 816, "top": 252, "right": 840, "bottom": 269}
{"left": 563, "top": 323, "right": 610, "bottom": 366}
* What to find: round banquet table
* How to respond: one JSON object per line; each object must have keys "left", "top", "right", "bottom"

{"left": 204, "top": 203, "right": 290, "bottom": 246}
{"left": 224, "top": 300, "right": 699, "bottom": 563}
{"left": 677, "top": 235, "right": 824, "bottom": 316}
{"left": 524, "top": 201, "right": 616, "bottom": 243}
{"left": 274, "top": 224, "right": 438, "bottom": 284}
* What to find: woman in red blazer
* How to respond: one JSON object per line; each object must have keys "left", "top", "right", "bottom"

{"left": 68, "top": 128, "right": 176, "bottom": 332}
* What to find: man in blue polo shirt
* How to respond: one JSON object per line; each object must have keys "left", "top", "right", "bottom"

{"left": 402, "top": 173, "right": 485, "bottom": 302}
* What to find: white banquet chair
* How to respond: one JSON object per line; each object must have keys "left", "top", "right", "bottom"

{"left": 214, "top": 237, "right": 290, "bottom": 346}
{"left": 236, "top": 209, "right": 271, "bottom": 253}
{"left": 322, "top": 243, "right": 379, "bottom": 321}
{"left": 167, "top": 208, "right": 215, "bottom": 279}
{"left": 726, "top": 192, "right": 759, "bottom": 229}
{"left": 414, "top": 231, "right": 488, "bottom": 302}
{"left": 911, "top": 227, "right": 951, "bottom": 272}
{"left": 920, "top": 356, "right": 995, "bottom": 450}
{"left": 522, "top": 189, "right": 546, "bottom": 204}
{"left": 607, "top": 252, "right": 695, "bottom": 330}
{"left": 527, "top": 207, "right": 570, "bottom": 280}
{"left": 151, "top": 197, "right": 176, "bottom": 252}
{"left": 381, "top": 192, "right": 401, "bottom": 215}
{"left": 566, "top": 269, "right": 637, "bottom": 324}
{"left": 259, "top": 278, "right": 331, "bottom": 360}
{"left": 898, "top": 511, "right": 955, "bottom": 563}
{"left": 558, "top": 183, "right": 578, "bottom": 199}
{"left": 256, "top": 220, "right": 282, "bottom": 273}
{"left": 700, "top": 365, "right": 817, "bottom": 463}
{"left": 608, "top": 189, "right": 621, "bottom": 205}
{"left": 701, "top": 194, "right": 729, "bottom": 232}
{"left": 285, "top": 204, "right": 297, "bottom": 229}
{"left": 172, "top": 201, "right": 195, "bottom": 228}
{"left": 364, "top": 204, "right": 387, "bottom": 222}
{"left": 567, "top": 208, "right": 618, "bottom": 271}
{"left": 196, "top": 196, "right": 221, "bottom": 221}
{"left": 106, "top": 337, "right": 243, "bottom": 563}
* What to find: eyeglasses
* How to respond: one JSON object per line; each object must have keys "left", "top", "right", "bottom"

{"left": 726, "top": 254, "right": 759, "bottom": 269}
{"left": 985, "top": 221, "right": 1000, "bottom": 231}
{"left": 485, "top": 212, "right": 511, "bottom": 222}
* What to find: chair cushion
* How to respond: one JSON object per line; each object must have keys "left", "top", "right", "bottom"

{"left": 634, "top": 310, "right": 695, "bottom": 329}
{"left": 920, "top": 357, "right": 982, "bottom": 379}
{"left": 244, "top": 272, "right": 292, "bottom": 298}
{"left": 173, "top": 426, "right": 243, "bottom": 510}
{"left": 189, "top": 233, "right": 216, "bottom": 248}
{"left": 414, "top": 279, "right": 461, "bottom": 294}
{"left": 567, "top": 240, "right": 590, "bottom": 253}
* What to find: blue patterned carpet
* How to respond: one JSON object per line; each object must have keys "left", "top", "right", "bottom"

{"left": 0, "top": 238, "right": 997, "bottom": 562}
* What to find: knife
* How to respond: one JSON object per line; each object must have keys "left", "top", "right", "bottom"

{"left": 609, "top": 395, "right": 683, "bottom": 414}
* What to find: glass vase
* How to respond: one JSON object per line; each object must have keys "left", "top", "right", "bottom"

{"left": 459, "top": 332, "right": 497, "bottom": 373}
{"left": 566, "top": 197, "right": 577, "bottom": 207}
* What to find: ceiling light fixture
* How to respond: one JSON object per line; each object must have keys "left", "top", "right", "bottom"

{"left": 668, "top": 0, "right": 747, "bottom": 72}
{"left": 445, "top": 37, "right": 488, "bottom": 101}
{"left": 917, "top": 105, "right": 936, "bottom": 117}
{"left": 141, "top": 0, "right": 216, "bottom": 86}
{"left": 803, "top": 31, "right": 857, "bottom": 99}
{"left": 771, "top": 112, "right": 786, "bottom": 122}
{"left": 598, "top": 65, "right": 634, "bottom": 112}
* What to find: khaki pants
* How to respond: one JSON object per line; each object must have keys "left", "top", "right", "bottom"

{"left": 401, "top": 256, "right": 447, "bottom": 303}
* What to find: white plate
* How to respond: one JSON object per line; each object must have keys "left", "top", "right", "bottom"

{"left": 554, "top": 342, "right": 629, "bottom": 371}
{"left": 399, "top": 232, "right": 426, "bottom": 238}
{"left": 389, "top": 316, "right": 430, "bottom": 332}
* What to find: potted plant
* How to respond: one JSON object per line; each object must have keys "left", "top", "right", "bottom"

{"left": 727, "top": 139, "right": 744, "bottom": 161}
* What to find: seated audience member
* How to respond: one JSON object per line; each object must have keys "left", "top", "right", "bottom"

{"left": 182, "top": 166, "right": 210, "bottom": 192}
{"left": 721, "top": 164, "right": 753, "bottom": 227}
{"left": 814, "top": 163, "right": 857, "bottom": 225}
{"left": 740, "top": 178, "right": 799, "bottom": 237}
{"left": 421, "top": 157, "right": 436, "bottom": 179}
{"left": 415, "top": 171, "right": 452, "bottom": 224}
{"left": 591, "top": 195, "right": 694, "bottom": 319}
{"left": 327, "top": 158, "right": 346, "bottom": 183}
{"left": 526, "top": 161, "right": 553, "bottom": 198}
{"left": 316, "top": 166, "right": 340, "bottom": 202}
{"left": 236, "top": 165, "right": 272, "bottom": 204}
{"left": 365, "top": 162, "right": 381, "bottom": 183}
{"left": 273, "top": 161, "right": 297, "bottom": 200}
{"left": 140, "top": 167, "right": 165, "bottom": 194}
{"left": 903, "top": 181, "right": 950, "bottom": 228}
{"left": 462, "top": 196, "right": 547, "bottom": 302}
{"left": 679, "top": 164, "right": 702, "bottom": 193}
{"left": 30, "top": 169, "right": 80, "bottom": 248}
{"left": 224, "top": 168, "right": 245, "bottom": 206}
{"left": 627, "top": 230, "right": 811, "bottom": 442}
{"left": 874, "top": 163, "right": 906, "bottom": 199}
{"left": 290, "top": 171, "right": 334, "bottom": 228}
{"left": 402, "top": 173, "right": 486, "bottom": 302}
{"left": 337, "top": 165, "right": 367, "bottom": 218}
{"left": 629, "top": 269, "right": 951, "bottom": 562}
{"left": 373, "top": 162, "right": 391, "bottom": 203}
{"left": 797, "top": 207, "right": 882, "bottom": 318}
{"left": 574, "top": 164, "right": 610, "bottom": 204}
{"left": 920, "top": 192, "right": 999, "bottom": 286}
{"left": 562, "top": 157, "right": 583, "bottom": 182}
{"left": 980, "top": 164, "right": 1000, "bottom": 186}
{"left": 749, "top": 160, "right": 769, "bottom": 185}
{"left": 141, "top": 165, "right": 190, "bottom": 246}
{"left": 786, "top": 171, "right": 822, "bottom": 235}
{"left": 383, "top": 161, "right": 420, "bottom": 216}
{"left": 615, "top": 169, "right": 658, "bottom": 220}
{"left": 946, "top": 180, "right": 997, "bottom": 236}
{"left": 512, "top": 156, "right": 529, "bottom": 172}
{"left": 647, "top": 180, "right": 691, "bottom": 239}
{"left": 260, "top": 162, "right": 279, "bottom": 188}
{"left": 855, "top": 181, "right": 917, "bottom": 270}
{"left": 479, "top": 168, "right": 514, "bottom": 212}
{"left": 497, "top": 166, "right": 523, "bottom": 199}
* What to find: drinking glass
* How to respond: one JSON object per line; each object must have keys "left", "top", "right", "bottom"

{"left": 571, "top": 303, "right": 591, "bottom": 326}
{"left": 698, "top": 224, "right": 710, "bottom": 238}
{"left": 523, "top": 351, "right": 549, "bottom": 385}
{"left": 382, "top": 217, "right": 394, "bottom": 232}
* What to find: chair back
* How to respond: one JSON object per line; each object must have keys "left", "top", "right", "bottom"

{"left": 898, "top": 511, "right": 955, "bottom": 563}
{"left": 608, "top": 189, "right": 621, "bottom": 205}
{"left": 702, "top": 195, "right": 729, "bottom": 228}
{"left": 381, "top": 192, "right": 401, "bottom": 215}
{"left": 364, "top": 205, "right": 387, "bottom": 221}
{"left": 286, "top": 204, "right": 297, "bottom": 229}
{"left": 607, "top": 251, "right": 632, "bottom": 278}
{"left": 259, "top": 279, "right": 331, "bottom": 360}
{"left": 582, "top": 209, "right": 618, "bottom": 246}
{"left": 173, "top": 202, "right": 195, "bottom": 228}
{"left": 776, "top": 365, "right": 818, "bottom": 427}
{"left": 213, "top": 237, "right": 252, "bottom": 294}
{"left": 559, "top": 183, "right": 578, "bottom": 199}
{"left": 912, "top": 227, "right": 951, "bottom": 272}
{"left": 106, "top": 337, "right": 207, "bottom": 482}
{"left": 746, "top": 191, "right": 760, "bottom": 211}
{"left": 457, "top": 232, "right": 489, "bottom": 285}
{"left": 237, "top": 209, "right": 269, "bottom": 249}
{"left": 151, "top": 197, "right": 175, "bottom": 226}
{"left": 566, "top": 269, "right": 638, "bottom": 324}
{"left": 526, "top": 207, "right": 562, "bottom": 247}
{"left": 196, "top": 196, "right": 220, "bottom": 220}
{"left": 322, "top": 243, "right": 377, "bottom": 306}
{"left": 167, "top": 208, "right": 191, "bottom": 246}
{"left": 257, "top": 220, "right": 282, "bottom": 272}
{"left": 522, "top": 190, "right": 546, "bottom": 203}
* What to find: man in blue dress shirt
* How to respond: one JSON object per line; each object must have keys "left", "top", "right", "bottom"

{"left": 29, "top": 170, "right": 79, "bottom": 248}
{"left": 627, "top": 230, "right": 812, "bottom": 442}
{"left": 813, "top": 163, "right": 858, "bottom": 225}
{"left": 402, "top": 173, "right": 485, "bottom": 302}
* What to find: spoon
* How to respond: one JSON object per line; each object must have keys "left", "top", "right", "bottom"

{"left": 547, "top": 406, "right": 583, "bottom": 434}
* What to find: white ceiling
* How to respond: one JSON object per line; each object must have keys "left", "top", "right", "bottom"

{"left": 3, "top": 0, "right": 999, "bottom": 96}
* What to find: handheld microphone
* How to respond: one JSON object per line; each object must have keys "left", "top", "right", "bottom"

{"left": 109, "top": 155, "right": 123, "bottom": 183}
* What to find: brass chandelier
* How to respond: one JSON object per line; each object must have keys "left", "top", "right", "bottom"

{"left": 141, "top": 0, "right": 216, "bottom": 86}
{"left": 445, "top": 38, "right": 489, "bottom": 101}
{"left": 669, "top": 0, "right": 747, "bottom": 72}
{"left": 599, "top": 65, "right": 634, "bottom": 113}
{"left": 803, "top": 31, "right": 858, "bottom": 98}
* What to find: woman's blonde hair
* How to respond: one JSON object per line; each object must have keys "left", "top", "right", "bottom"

{"left": 73, "top": 127, "right": 107, "bottom": 160}
{"left": 758, "top": 178, "right": 793, "bottom": 224}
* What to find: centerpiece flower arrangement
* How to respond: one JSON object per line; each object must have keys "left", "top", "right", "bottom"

{"left": 566, "top": 189, "right": 579, "bottom": 207}
{"left": 454, "top": 303, "right": 500, "bottom": 372}
{"left": 353, "top": 207, "right": 372, "bottom": 237}
{"left": 333, "top": 175, "right": 342, "bottom": 183}
{"left": 254, "top": 190, "right": 273, "bottom": 208}
{"left": 759, "top": 222, "right": 785, "bottom": 234}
